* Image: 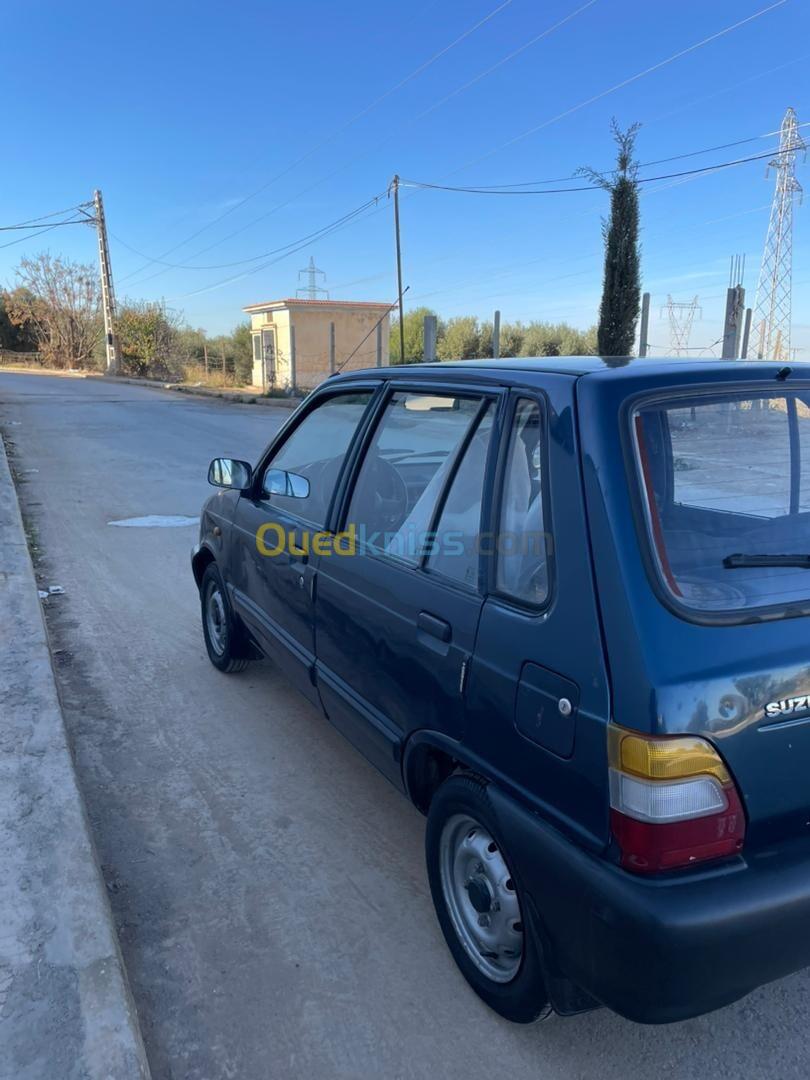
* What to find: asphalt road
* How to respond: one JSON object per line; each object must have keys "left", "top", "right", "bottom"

{"left": 2, "top": 371, "right": 809, "bottom": 1080}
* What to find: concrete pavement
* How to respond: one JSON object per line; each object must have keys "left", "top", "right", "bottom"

{"left": 0, "top": 423, "right": 149, "bottom": 1079}
{"left": 2, "top": 370, "right": 810, "bottom": 1080}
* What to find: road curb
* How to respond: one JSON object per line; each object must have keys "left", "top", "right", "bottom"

{"left": 91, "top": 374, "right": 305, "bottom": 409}
{"left": 0, "top": 436, "right": 152, "bottom": 1079}
{"left": 0, "top": 367, "right": 306, "bottom": 410}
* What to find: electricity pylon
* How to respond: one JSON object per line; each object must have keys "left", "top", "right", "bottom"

{"left": 663, "top": 296, "right": 701, "bottom": 355}
{"left": 751, "top": 107, "right": 806, "bottom": 361}
{"left": 296, "top": 256, "right": 328, "bottom": 300}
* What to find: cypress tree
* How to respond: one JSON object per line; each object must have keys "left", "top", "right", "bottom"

{"left": 582, "top": 122, "right": 641, "bottom": 356}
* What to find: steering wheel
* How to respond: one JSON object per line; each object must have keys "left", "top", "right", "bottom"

{"left": 362, "top": 455, "right": 409, "bottom": 531}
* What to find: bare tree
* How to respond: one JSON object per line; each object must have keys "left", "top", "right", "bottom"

{"left": 6, "top": 254, "right": 101, "bottom": 369}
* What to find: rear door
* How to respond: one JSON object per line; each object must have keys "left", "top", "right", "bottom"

{"left": 229, "top": 387, "right": 375, "bottom": 703}
{"left": 464, "top": 380, "right": 612, "bottom": 849}
{"left": 313, "top": 384, "right": 501, "bottom": 785}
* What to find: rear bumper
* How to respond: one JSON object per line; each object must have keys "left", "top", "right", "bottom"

{"left": 489, "top": 786, "right": 810, "bottom": 1023}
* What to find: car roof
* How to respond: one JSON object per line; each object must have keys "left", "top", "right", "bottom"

{"left": 335, "top": 356, "right": 810, "bottom": 382}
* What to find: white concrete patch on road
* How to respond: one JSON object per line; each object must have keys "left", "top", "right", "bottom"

{"left": 108, "top": 514, "right": 200, "bottom": 528}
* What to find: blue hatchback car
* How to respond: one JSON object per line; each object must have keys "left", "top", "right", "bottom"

{"left": 192, "top": 356, "right": 810, "bottom": 1024}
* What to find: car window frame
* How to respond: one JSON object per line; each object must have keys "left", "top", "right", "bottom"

{"left": 250, "top": 380, "right": 384, "bottom": 531}
{"left": 622, "top": 381, "right": 810, "bottom": 627}
{"left": 484, "top": 389, "right": 555, "bottom": 615}
{"left": 419, "top": 398, "right": 497, "bottom": 594}
{"left": 334, "top": 379, "right": 505, "bottom": 591}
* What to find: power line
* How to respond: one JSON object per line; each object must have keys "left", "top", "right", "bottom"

{"left": 116, "top": 0, "right": 515, "bottom": 285}
{"left": 336, "top": 287, "right": 410, "bottom": 373}
{"left": 401, "top": 144, "right": 799, "bottom": 195}
{"left": 0, "top": 217, "right": 90, "bottom": 232}
{"left": 0, "top": 203, "right": 94, "bottom": 231}
{"left": 432, "top": 0, "right": 791, "bottom": 180}
{"left": 433, "top": 122, "right": 810, "bottom": 190}
{"left": 0, "top": 222, "right": 71, "bottom": 251}
{"left": 166, "top": 194, "right": 386, "bottom": 301}
{"left": 117, "top": 0, "right": 596, "bottom": 291}
{"left": 109, "top": 190, "right": 386, "bottom": 273}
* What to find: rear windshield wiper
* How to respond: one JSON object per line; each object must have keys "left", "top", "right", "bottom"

{"left": 723, "top": 553, "right": 810, "bottom": 569}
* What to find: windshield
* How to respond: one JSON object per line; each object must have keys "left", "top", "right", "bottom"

{"left": 632, "top": 388, "right": 810, "bottom": 615}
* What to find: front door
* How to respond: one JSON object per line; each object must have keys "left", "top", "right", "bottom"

{"left": 230, "top": 389, "right": 374, "bottom": 703}
{"left": 314, "top": 386, "right": 500, "bottom": 784}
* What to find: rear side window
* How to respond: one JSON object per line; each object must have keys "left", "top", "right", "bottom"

{"left": 495, "top": 398, "right": 551, "bottom": 607}
{"left": 426, "top": 407, "right": 495, "bottom": 588}
{"left": 346, "top": 392, "right": 485, "bottom": 563}
{"left": 262, "top": 392, "right": 372, "bottom": 526}
{"left": 632, "top": 390, "right": 810, "bottom": 615}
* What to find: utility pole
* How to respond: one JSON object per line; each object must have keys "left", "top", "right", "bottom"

{"left": 424, "top": 314, "right": 438, "bottom": 361}
{"left": 638, "top": 292, "right": 650, "bottom": 357}
{"left": 93, "top": 189, "right": 120, "bottom": 375}
{"left": 721, "top": 255, "right": 746, "bottom": 359}
{"left": 329, "top": 321, "right": 336, "bottom": 374}
{"left": 391, "top": 176, "right": 405, "bottom": 364}
{"left": 740, "top": 308, "right": 753, "bottom": 359}
{"left": 203, "top": 342, "right": 209, "bottom": 375}
{"left": 221, "top": 342, "right": 227, "bottom": 378}
{"left": 493, "top": 310, "right": 501, "bottom": 359}
{"left": 290, "top": 325, "right": 297, "bottom": 393}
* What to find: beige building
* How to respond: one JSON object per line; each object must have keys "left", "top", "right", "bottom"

{"left": 244, "top": 297, "right": 391, "bottom": 391}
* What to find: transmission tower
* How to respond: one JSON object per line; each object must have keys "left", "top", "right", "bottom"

{"left": 296, "top": 256, "right": 329, "bottom": 300}
{"left": 663, "top": 296, "right": 701, "bottom": 355}
{"left": 751, "top": 107, "right": 806, "bottom": 361}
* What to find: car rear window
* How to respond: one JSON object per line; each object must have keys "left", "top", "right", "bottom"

{"left": 631, "top": 388, "right": 810, "bottom": 616}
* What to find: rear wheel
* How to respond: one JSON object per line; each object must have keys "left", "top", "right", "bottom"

{"left": 426, "top": 774, "right": 550, "bottom": 1023}
{"left": 200, "top": 563, "right": 250, "bottom": 673}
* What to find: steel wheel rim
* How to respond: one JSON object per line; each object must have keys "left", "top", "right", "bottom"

{"left": 205, "top": 583, "right": 227, "bottom": 656}
{"left": 438, "top": 813, "right": 524, "bottom": 983}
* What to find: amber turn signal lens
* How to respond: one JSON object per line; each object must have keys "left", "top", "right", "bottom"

{"left": 608, "top": 726, "right": 731, "bottom": 785}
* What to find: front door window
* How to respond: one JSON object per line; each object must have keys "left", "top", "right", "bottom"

{"left": 261, "top": 391, "right": 373, "bottom": 526}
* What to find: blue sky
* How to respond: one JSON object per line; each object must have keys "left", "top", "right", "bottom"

{"left": 3, "top": 0, "right": 809, "bottom": 354}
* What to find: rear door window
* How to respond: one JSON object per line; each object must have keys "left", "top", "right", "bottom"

{"left": 632, "top": 390, "right": 810, "bottom": 615}
{"left": 426, "top": 406, "right": 495, "bottom": 588}
{"left": 495, "top": 398, "right": 551, "bottom": 607}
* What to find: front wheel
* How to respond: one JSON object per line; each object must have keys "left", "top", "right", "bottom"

{"left": 425, "top": 774, "right": 550, "bottom": 1024}
{"left": 200, "top": 563, "right": 250, "bottom": 673}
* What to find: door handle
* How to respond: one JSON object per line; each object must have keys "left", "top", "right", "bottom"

{"left": 289, "top": 527, "right": 309, "bottom": 564}
{"left": 417, "top": 611, "right": 452, "bottom": 643}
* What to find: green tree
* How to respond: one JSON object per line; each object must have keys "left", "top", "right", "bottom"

{"left": 437, "top": 316, "right": 480, "bottom": 361}
{"left": 389, "top": 307, "right": 440, "bottom": 363}
{"left": 581, "top": 121, "right": 641, "bottom": 356}
{"left": 498, "top": 321, "right": 524, "bottom": 358}
{"left": 231, "top": 322, "right": 253, "bottom": 383}
{"left": 116, "top": 300, "right": 182, "bottom": 378}
{"left": 0, "top": 291, "right": 37, "bottom": 351}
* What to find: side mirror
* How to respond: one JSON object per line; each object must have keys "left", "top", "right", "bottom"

{"left": 262, "top": 468, "right": 310, "bottom": 499}
{"left": 208, "top": 458, "right": 253, "bottom": 491}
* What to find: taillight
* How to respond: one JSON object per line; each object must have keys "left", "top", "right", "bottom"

{"left": 608, "top": 725, "right": 745, "bottom": 874}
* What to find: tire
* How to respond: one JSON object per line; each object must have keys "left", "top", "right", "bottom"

{"left": 425, "top": 774, "right": 550, "bottom": 1024}
{"left": 200, "top": 563, "right": 251, "bottom": 673}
